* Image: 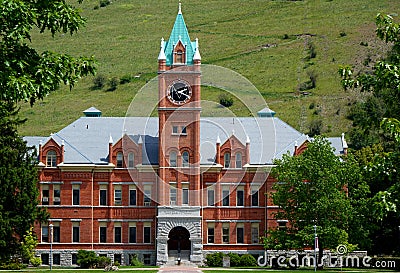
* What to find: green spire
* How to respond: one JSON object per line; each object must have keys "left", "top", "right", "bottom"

{"left": 163, "top": 3, "right": 197, "bottom": 66}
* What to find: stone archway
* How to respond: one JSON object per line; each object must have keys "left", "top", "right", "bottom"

{"left": 168, "top": 226, "right": 191, "bottom": 259}
{"left": 156, "top": 207, "right": 203, "bottom": 265}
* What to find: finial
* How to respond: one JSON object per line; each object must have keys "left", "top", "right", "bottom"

{"left": 158, "top": 38, "right": 166, "bottom": 60}
{"left": 216, "top": 134, "right": 221, "bottom": 144}
{"left": 178, "top": 1, "right": 182, "bottom": 14}
{"left": 232, "top": 129, "right": 235, "bottom": 136}
{"left": 61, "top": 140, "right": 65, "bottom": 146}
{"left": 341, "top": 133, "right": 348, "bottom": 149}
{"left": 138, "top": 135, "right": 143, "bottom": 144}
{"left": 246, "top": 135, "right": 250, "bottom": 144}
{"left": 194, "top": 38, "right": 201, "bottom": 60}
{"left": 109, "top": 134, "right": 113, "bottom": 144}
{"left": 294, "top": 141, "right": 298, "bottom": 147}
{"left": 39, "top": 140, "right": 43, "bottom": 146}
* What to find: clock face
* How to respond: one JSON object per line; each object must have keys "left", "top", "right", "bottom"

{"left": 167, "top": 80, "right": 192, "bottom": 105}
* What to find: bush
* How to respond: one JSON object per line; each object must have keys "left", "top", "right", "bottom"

{"left": 228, "top": 253, "right": 241, "bottom": 267}
{"left": 99, "top": 0, "right": 110, "bottom": 7}
{"left": 93, "top": 74, "right": 107, "bottom": 89}
{"left": 30, "top": 256, "right": 41, "bottom": 267}
{"left": 97, "top": 256, "right": 111, "bottom": 267}
{"left": 129, "top": 254, "right": 143, "bottom": 266}
{"left": 107, "top": 77, "right": 119, "bottom": 91}
{"left": 113, "top": 261, "right": 120, "bottom": 266}
{"left": 77, "top": 250, "right": 98, "bottom": 269}
{"left": 239, "top": 254, "right": 257, "bottom": 267}
{"left": 0, "top": 262, "right": 26, "bottom": 270}
{"left": 219, "top": 94, "right": 234, "bottom": 107}
{"left": 205, "top": 252, "right": 223, "bottom": 267}
{"left": 120, "top": 75, "right": 133, "bottom": 84}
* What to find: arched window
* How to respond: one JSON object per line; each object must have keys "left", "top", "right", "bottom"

{"left": 116, "top": 152, "right": 123, "bottom": 168}
{"left": 224, "top": 153, "right": 231, "bottom": 168}
{"left": 46, "top": 150, "right": 57, "bottom": 167}
{"left": 235, "top": 153, "right": 242, "bottom": 168}
{"left": 128, "top": 152, "right": 134, "bottom": 168}
{"left": 170, "top": 151, "right": 177, "bottom": 167}
{"left": 182, "top": 151, "right": 189, "bottom": 167}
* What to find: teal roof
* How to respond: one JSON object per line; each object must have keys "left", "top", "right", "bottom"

{"left": 163, "top": 8, "right": 196, "bottom": 66}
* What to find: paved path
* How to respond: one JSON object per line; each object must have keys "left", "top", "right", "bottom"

{"left": 158, "top": 265, "right": 203, "bottom": 273}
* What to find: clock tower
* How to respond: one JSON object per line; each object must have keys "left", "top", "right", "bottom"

{"left": 156, "top": 3, "right": 203, "bottom": 265}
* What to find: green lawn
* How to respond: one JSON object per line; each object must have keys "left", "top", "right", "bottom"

{"left": 19, "top": 0, "right": 398, "bottom": 137}
{"left": 20, "top": 268, "right": 157, "bottom": 273}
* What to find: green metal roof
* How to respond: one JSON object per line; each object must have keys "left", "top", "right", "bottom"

{"left": 163, "top": 6, "right": 196, "bottom": 66}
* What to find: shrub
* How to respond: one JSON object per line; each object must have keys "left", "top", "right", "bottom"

{"left": 113, "top": 260, "right": 120, "bottom": 266}
{"left": 219, "top": 94, "right": 234, "bottom": 107}
{"left": 227, "top": 253, "right": 241, "bottom": 267}
{"left": 77, "top": 250, "right": 98, "bottom": 269}
{"left": 30, "top": 256, "right": 42, "bottom": 267}
{"left": 93, "top": 74, "right": 107, "bottom": 89}
{"left": 239, "top": 254, "right": 257, "bottom": 267}
{"left": 308, "top": 119, "right": 323, "bottom": 137}
{"left": 120, "top": 75, "right": 133, "bottom": 84}
{"left": 98, "top": 256, "right": 111, "bottom": 267}
{"left": 129, "top": 254, "right": 143, "bottom": 266}
{"left": 99, "top": 0, "right": 110, "bottom": 7}
{"left": 205, "top": 252, "right": 223, "bottom": 267}
{"left": 0, "top": 262, "right": 26, "bottom": 270}
{"left": 107, "top": 77, "right": 119, "bottom": 91}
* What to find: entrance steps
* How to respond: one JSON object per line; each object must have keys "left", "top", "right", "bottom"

{"left": 166, "top": 250, "right": 196, "bottom": 266}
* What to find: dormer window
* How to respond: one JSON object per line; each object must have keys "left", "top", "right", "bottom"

{"left": 116, "top": 152, "right": 123, "bottom": 168}
{"left": 173, "top": 41, "right": 186, "bottom": 64}
{"left": 176, "top": 50, "right": 183, "bottom": 63}
{"left": 46, "top": 150, "right": 57, "bottom": 167}
{"left": 224, "top": 153, "right": 231, "bottom": 168}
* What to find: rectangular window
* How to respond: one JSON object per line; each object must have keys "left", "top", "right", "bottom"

{"left": 114, "top": 254, "right": 122, "bottom": 264}
{"left": 72, "top": 222, "right": 80, "bottom": 243}
{"left": 53, "top": 225, "right": 60, "bottom": 243}
{"left": 172, "top": 126, "right": 178, "bottom": 134}
{"left": 278, "top": 221, "right": 287, "bottom": 230}
{"left": 114, "top": 226, "right": 122, "bottom": 243}
{"left": 129, "top": 226, "right": 136, "bottom": 243}
{"left": 251, "top": 223, "right": 259, "bottom": 244}
{"left": 207, "top": 189, "right": 215, "bottom": 206}
{"left": 170, "top": 185, "right": 177, "bottom": 205}
{"left": 114, "top": 189, "right": 122, "bottom": 205}
{"left": 144, "top": 187, "right": 151, "bottom": 206}
{"left": 42, "top": 188, "right": 49, "bottom": 205}
{"left": 100, "top": 226, "right": 107, "bottom": 243}
{"left": 72, "top": 187, "right": 80, "bottom": 205}
{"left": 182, "top": 187, "right": 189, "bottom": 205}
{"left": 251, "top": 189, "right": 259, "bottom": 207}
{"left": 53, "top": 253, "right": 61, "bottom": 265}
{"left": 222, "top": 190, "right": 229, "bottom": 206}
{"left": 143, "top": 254, "right": 151, "bottom": 265}
{"left": 71, "top": 253, "right": 78, "bottom": 265}
{"left": 41, "top": 253, "right": 49, "bottom": 265}
{"left": 181, "top": 126, "right": 187, "bottom": 134}
{"left": 128, "top": 152, "right": 134, "bottom": 168}
{"left": 42, "top": 225, "right": 49, "bottom": 242}
{"left": 207, "top": 224, "right": 214, "bottom": 243}
{"left": 144, "top": 224, "right": 151, "bottom": 243}
{"left": 236, "top": 189, "right": 244, "bottom": 206}
{"left": 53, "top": 185, "right": 60, "bottom": 205}
{"left": 237, "top": 226, "right": 244, "bottom": 243}
{"left": 129, "top": 189, "right": 137, "bottom": 206}
{"left": 222, "top": 224, "right": 229, "bottom": 244}
{"left": 100, "top": 189, "right": 107, "bottom": 206}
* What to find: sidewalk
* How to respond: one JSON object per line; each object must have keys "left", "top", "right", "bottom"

{"left": 158, "top": 265, "right": 203, "bottom": 273}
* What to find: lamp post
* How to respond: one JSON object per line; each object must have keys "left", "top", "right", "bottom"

{"left": 49, "top": 224, "right": 53, "bottom": 271}
{"left": 314, "top": 225, "right": 317, "bottom": 272}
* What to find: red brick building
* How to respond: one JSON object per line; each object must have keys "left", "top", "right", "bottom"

{"left": 26, "top": 4, "right": 347, "bottom": 266}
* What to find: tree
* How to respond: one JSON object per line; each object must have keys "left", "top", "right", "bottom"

{"left": 263, "top": 137, "right": 353, "bottom": 267}
{"left": 0, "top": 101, "right": 48, "bottom": 262}
{"left": 0, "top": 0, "right": 96, "bottom": 106}
{"left": 339, "top": 14, "right": 400, "bottom": 149}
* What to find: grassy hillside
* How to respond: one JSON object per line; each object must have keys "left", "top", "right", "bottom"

{"left": 19, "top": 0, "right": 397, "bottom": 136}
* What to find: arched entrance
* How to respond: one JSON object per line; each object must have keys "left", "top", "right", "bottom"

{"left": 168, "top": 226, "right": 191, "bottom": 260}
